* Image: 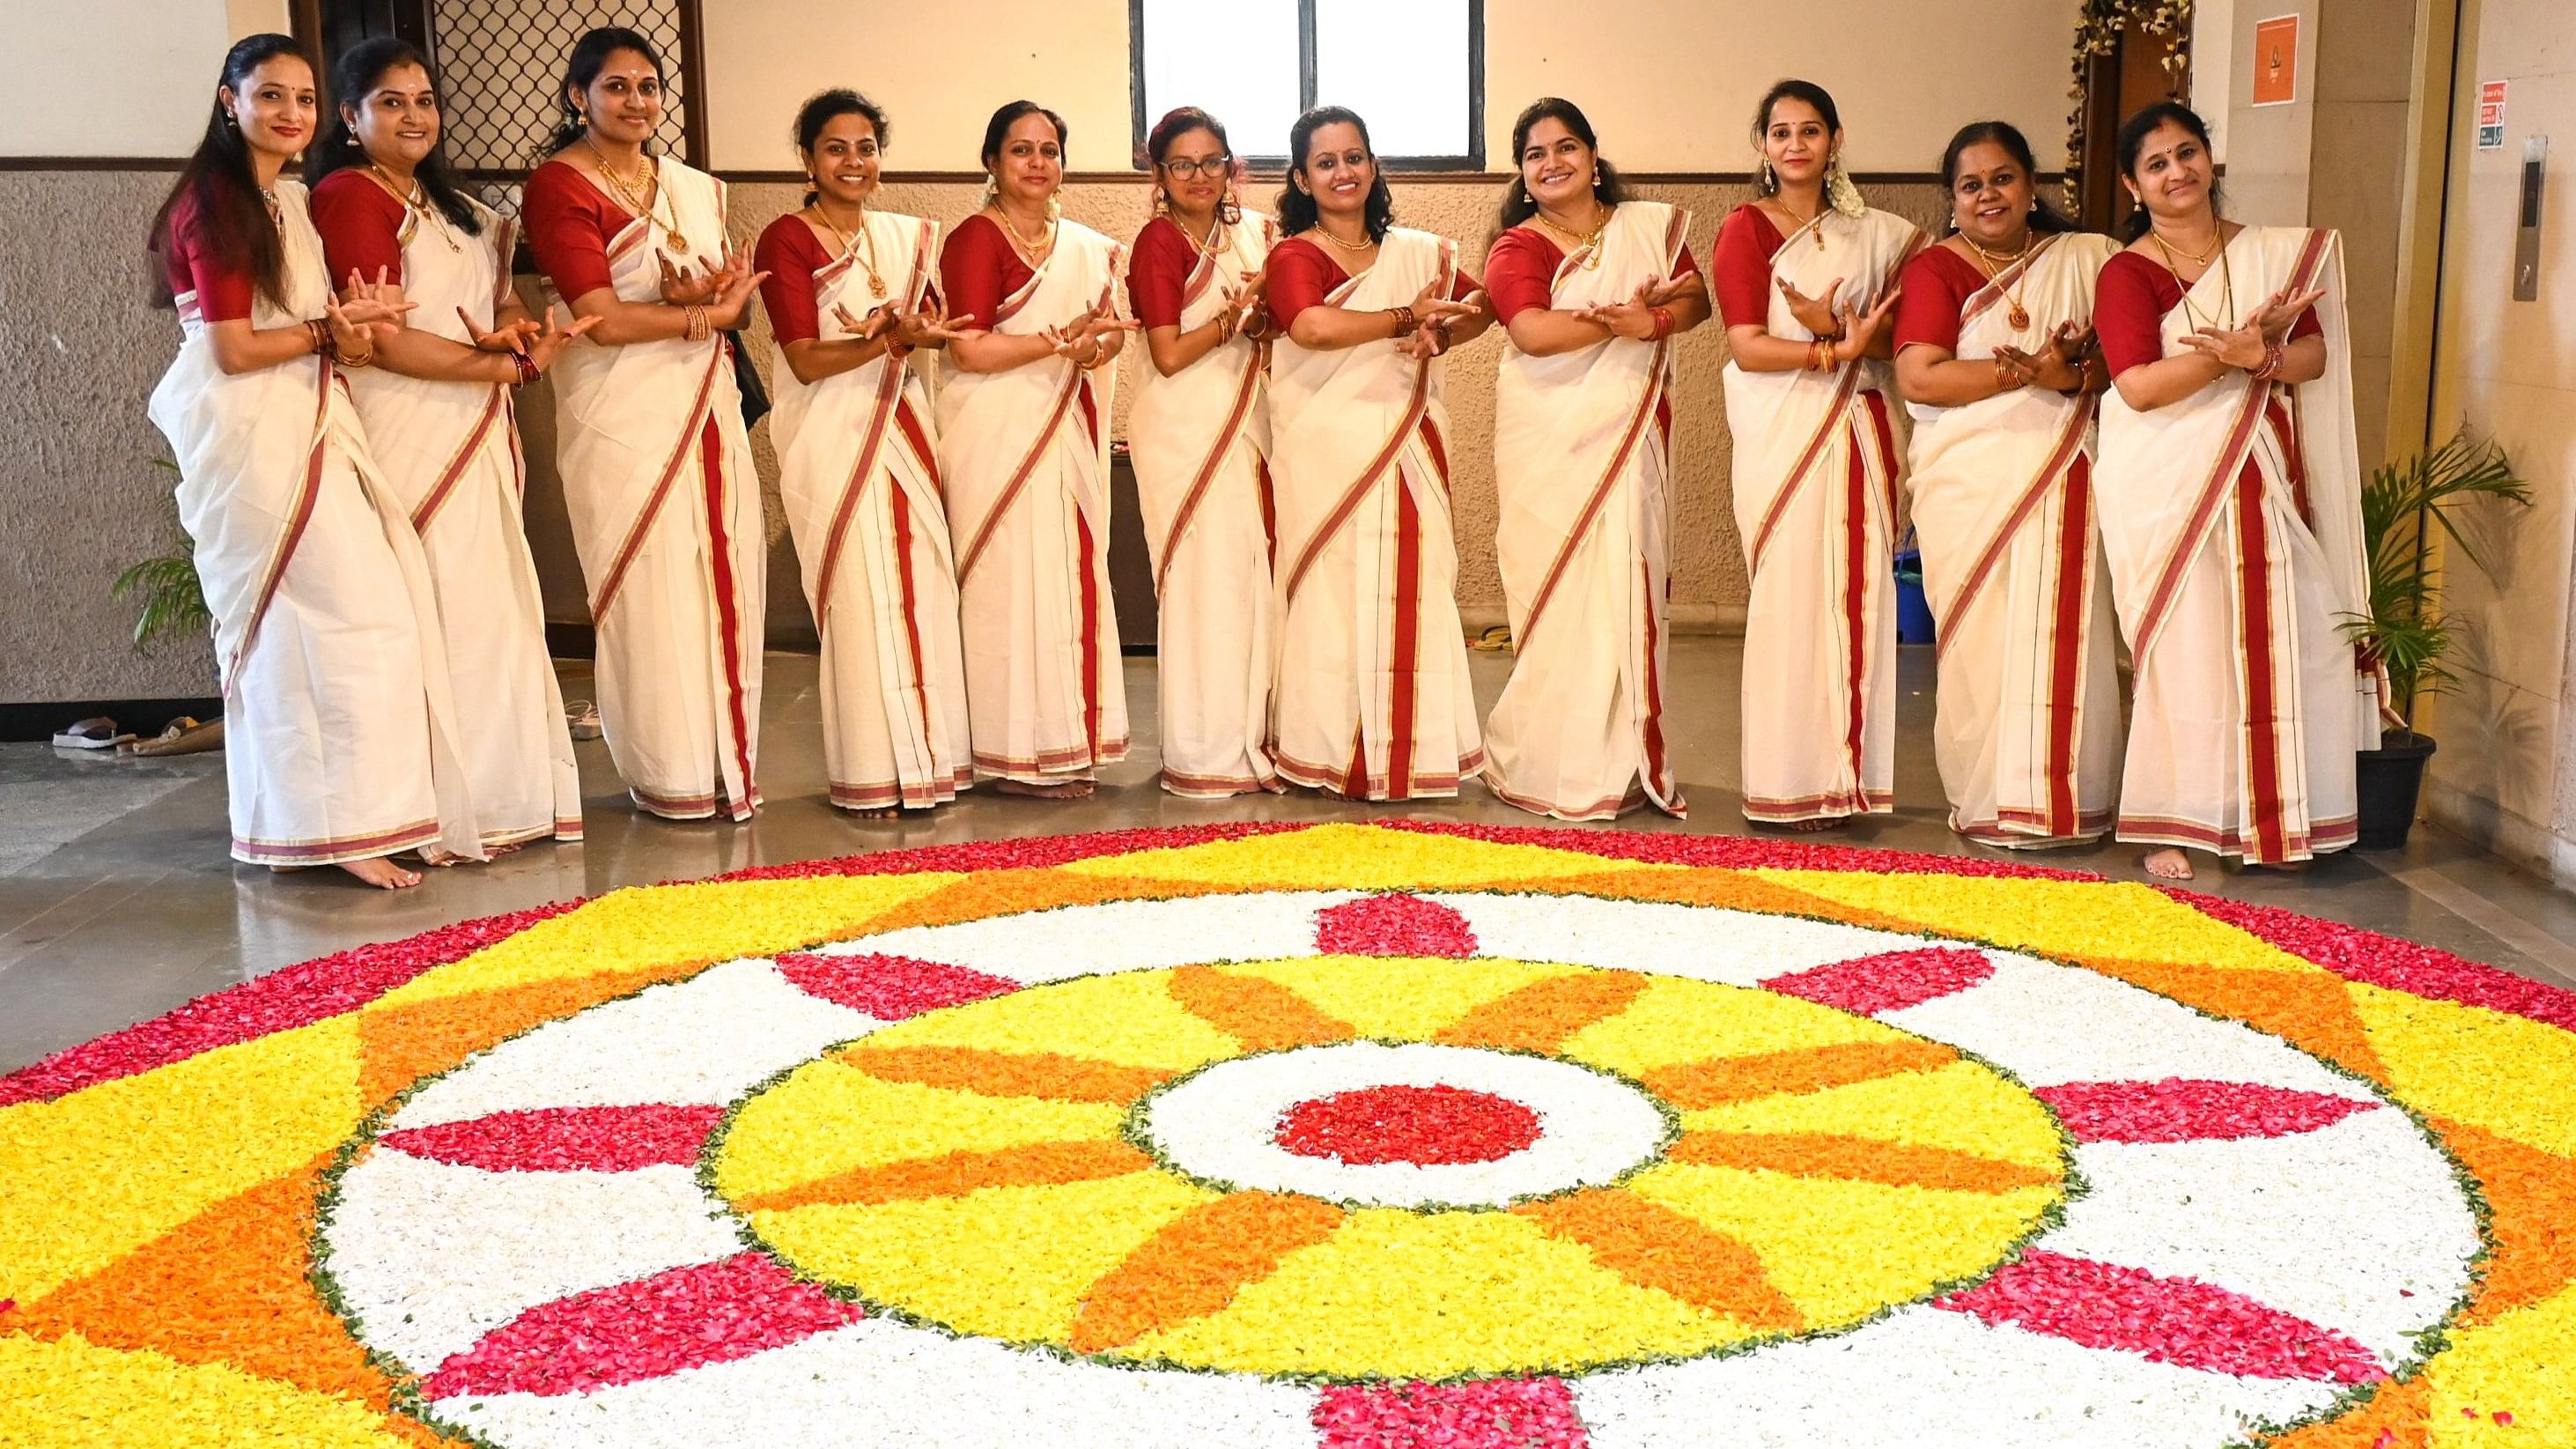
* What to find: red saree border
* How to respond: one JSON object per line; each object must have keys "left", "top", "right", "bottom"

{"left": 810, "top": 355, "right": 907, "bottom": 622}
{"left": 1746, "top": 362, "right": 1865, "bottom": 574}
{"left": 410, "top": 384, "right": 507, "bottom": 534}
{"left": 233, "top": 816, "right": 439, "bottom": 865}
{"left": 587, "top": 342, "right": 725, "bottom": 622}
{"left": 956, "top": 365, "right": 1083, "bottom": 582}
{"left": 1155, "top": 346, "right": 1265, "bottom": 596}
{"left": 221, "top": 357, "right": 336, "bottom": 699}
{"left": 1932, "top": 396, "right": 2096, "bottom": 664}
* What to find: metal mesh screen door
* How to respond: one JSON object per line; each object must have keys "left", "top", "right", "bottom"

{"left": 424, "top": 0, "right": 704, "bottom": 217}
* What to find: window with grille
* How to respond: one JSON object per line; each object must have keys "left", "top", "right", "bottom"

{"left": 422, "top": 0, "right": 703, "bottom": 217}
{"left": 1130, "top": 0, "right": 1483, "bottom": 170}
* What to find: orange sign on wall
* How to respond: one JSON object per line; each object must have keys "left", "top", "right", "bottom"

{"left": 2253, "top": 15, "right": 2300, "bottom": 106}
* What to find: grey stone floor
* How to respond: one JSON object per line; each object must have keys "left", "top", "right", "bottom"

{"left": 6, "top": 639, "right": 2574, "bottom": 1075}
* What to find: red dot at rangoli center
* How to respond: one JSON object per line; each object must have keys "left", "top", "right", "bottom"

{"left": 1273, "top": 1084, "right": 1543, "bottom": 1165}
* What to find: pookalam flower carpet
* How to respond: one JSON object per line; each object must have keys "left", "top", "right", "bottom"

{"left": 2, "top": 821, "right": 2572, "bottom": 1447}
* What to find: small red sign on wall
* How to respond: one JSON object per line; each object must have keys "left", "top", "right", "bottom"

{"left": 2253, "top": 15, "right": 2300, "bottom": 107}
{"left": 2478, "top": 79, "right": 2508, "bottom": 149}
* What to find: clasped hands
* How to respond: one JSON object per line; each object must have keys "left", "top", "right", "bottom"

{"left": 655, "top": 248, "right": 770, "bottom": 329}
{"left": 1574, "top": 275, "right": 1697, "bottom": 340}
{"left": 1394, "top": 276, "right": 1486, "bottom": 361}
{"left": 1214, "top": 268, "right": 1271, "bottom": 344}
{"left": 1777, "top": 274, "right": 1903, "bottom": 361}
{"left": 831, "top": 298, "right": 976, "bottom": 357}
{"left": 337, "top": 267, "right": 597, "bottom": 374}
{"left": 1991, "top": 322, "right": 2093, "bottom": 393}
{"left": 1040, "top": 301, "right": 1140, "bottom": 366}
{"left": 2179, "top": 285, "right": 2324, "bottom": 371}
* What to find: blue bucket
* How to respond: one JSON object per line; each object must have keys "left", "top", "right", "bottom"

{"left": 1893, "top": 543, "right": 1935, "bottom": 646}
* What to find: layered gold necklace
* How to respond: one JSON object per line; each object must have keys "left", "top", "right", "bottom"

{"left": 993, "top": 203, "right": 1057, "bottom": 267}
{"left": 584, "top": 138, "right": 685, "bottom": 253}
{"left": 368, "top": 163, "right": 461, "bottom": 254}
{"left": 1311, "top": 222, "right": 1374, "bottom": 255}
{"left": 1958, "top": 230, "right": 2034, "bottom": 329}
{"left": 1530, "top": 202, "right": 1613, "bottom": 269}
{"left": 2149, "top": 224, "right": 2234, "bottom": 329}
{"left": 812, "top": 202, "right": 885, "bottom": 298}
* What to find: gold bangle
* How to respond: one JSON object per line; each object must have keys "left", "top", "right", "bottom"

{"left": 684, "top": 304, "right": 710, "bottom": 343}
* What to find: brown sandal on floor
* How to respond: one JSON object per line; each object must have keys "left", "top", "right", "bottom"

{"left": 128, "top": 716, "right": 224, "bottom": 758}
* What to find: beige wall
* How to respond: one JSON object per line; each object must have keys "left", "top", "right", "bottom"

{"left": 0, "top": 1, "right": 233, "bottom": 158}
{"left": 699, "top": 0, "right": 2073, "bottom": 174}
{"left": 2422, "top": 0, "right": 2576, "bottom": 882}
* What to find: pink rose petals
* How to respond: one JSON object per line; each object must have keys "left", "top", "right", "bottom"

{"left": 2033, "top": 1079, "right": 2378, "bottom": 1143}
{"left": 1380, "top": 819, "right": 2090, "bottom": 880}
{"left": 1275, "top": 1084, "right": 1542, "bottom": 1166}
{"left": 1937, "top": 1251, "right": 2388, "bottom": 1384}
{"left": 1315, "top": 894, "right": 1478, "bottom": 958}
{"left": 1315, "top": 1376, "right": 1591, "bottom": 1449}
{"left": 1762, "top": 947, "right": 1997, "bottom": 1016}
{"left": 0, "top": 902, "right": 580, "bottom": 1107}
{"left": 773, "top": 952, "right": 1018, "bottom": 1019}
{"left": 378, "top": 1104, "right": 727, "bottom": 1172}
{"left": 2169, "top": 888, "right": 2576, "bottom": 1032}
{"left": 423, "top": 1252, "right": 862, "bottom": 1399}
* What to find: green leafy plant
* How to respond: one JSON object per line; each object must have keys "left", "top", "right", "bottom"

{"left": 110, "top": 459, "right": 210, "bottom": 654}
{"left": 2341, "top": 430, "right": 2530, "bottom": 736}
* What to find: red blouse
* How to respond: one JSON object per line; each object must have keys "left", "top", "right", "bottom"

{"left": 521, "top": 160, "right": 634, "bottom": 302}
{"left": 159, "top": 189, "right": 255, "bottom": 322}
{"left": 938, "top": 214, "right": 1037, "bottom": 331}
{"left": 308, "top": 169, "right": 409, "bottom": 288}
{"left": 1266, "top": 235, "right": 1481, "bottom": 329}
{"left": 1711, "top": 204, "right": 1789, "bottom": 329}
{"left": 753, "top": 214, "right": 833, "bottom": 346}
{"left": 2096, "top": 248, "right": 2321, "bottom": 379}
{"left": 1484, "top": 225, "right": 1703, "bottom": 325}
{"left": 1891, "top": 244, "right": 1991, "bottom": 355}
{"left": 1127, "top": 216, "right": 1213, "bottom": 330}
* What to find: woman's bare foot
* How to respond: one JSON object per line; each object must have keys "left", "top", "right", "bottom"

{"left": 337, "top": 855, "right": 423, "bottom": 890}
{"left": 2142, "top": 846, "right": 2195, "bottom": 881}
{"left": 996, "top": 779, "right": 1096, "bottom": 800}
{"left": 857, "top": 805, "right": 899, "bottom": 820}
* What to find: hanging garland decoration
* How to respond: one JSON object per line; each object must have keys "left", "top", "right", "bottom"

{"left": 2066, "top": 0, "right": 2196, "bottom": 213}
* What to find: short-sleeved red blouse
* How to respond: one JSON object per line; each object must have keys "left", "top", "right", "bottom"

{"left": 1891, "top": 244, "right": 1991, "bottom": 355}
{"left": 308, "top": 169, "right": 409, "bottom": 287}
{"left": 1711, "top": 204, "right": 1789, "bottom": 329}
{"left": 1265, "top": 235, "right": 1480, "bottom": 329}
{"left": 938, "top": 214, "right": 1037, "bottom": 331}
{"left": 159, "top": 189, "right": 256, "bottom": 322}
{"left": 2096, "top": 248, "right": 2321, "bottom": 379}
{"left": 520, "top": 160, "right": 634, "bottom": 302}
{"left": 752, "top": 214, "right": 832, "bottom": 346}
{"left": 1483, "top": 225, "right": 1703, "bottom": 325}
{"left": 1125, "top": 216, "right": 1205, "bottom": 330}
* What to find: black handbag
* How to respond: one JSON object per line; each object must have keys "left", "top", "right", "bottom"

{"left": 726, "top": 329, "right": 771, "bottom": 428}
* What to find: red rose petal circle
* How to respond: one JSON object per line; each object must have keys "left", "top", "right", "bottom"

{"left": 1275, "top": 1083, "right": 1541, "bottom": 1166}
{"left": 1315, "top": 1375, "right": 1591, "bottom": 1448}
{"left": 1314, "top": 894, "right": 1478, "bottom": 957}
{"left": 423, "top": 1252, "right": 863, "bottom": 1399}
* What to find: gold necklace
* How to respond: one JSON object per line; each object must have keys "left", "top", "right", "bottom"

{"left": 813, "top": 203, "right": 884, "bottom": 298}
{"left": 584, "top": 138, "right": 686, "bottom": 253}
{"left": 1771, "top": 196, "right": 1827, "bottom": 250}
{"left": 259, "top": 186, "right": 284, "bottom": 230}
{"left": 1531, "top": 203, "right": 1612, "bottom": 269}
{"left": 1311, "top": 224, "right": 1374, "bottom": 255}
{"left": 2149, "top": 227, "right": 2235, "bottom": 329}
{"left": 993, "top": 205, "right": 1056, "bottom": 266}
{"left": 1178, "top": 212, "right": 1227, "bottom": 259}
{"left": 370, "top": 163, "right": 461, "bottom": 253}
{"left": 1958, "top": 231, "right": 2034, "bottom": 329}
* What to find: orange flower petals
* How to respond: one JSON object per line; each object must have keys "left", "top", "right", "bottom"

{"left": 1667, "top": 1130, "right": 2060, "bottom": 1194}
{"left": 1067, "top": 1191, "right": 1347, "bottom": 1353}
{"left": 1167, "top": 965, "right": 1354, "bottom": 1053}
{"left": 1515, "top": 1188, "right": 1805, "bottom": 1332}
{"left": 1642, "top": 1039, "right": 1958, "bottom": 1109}
{"left": 734, "top": 1140, "right": 1156, "bottom": 1213}
{"left": 1436, "top": 972, "right": 1652, "bottom": 1053}
{"left": 835, "top": 1044, "right": 1173, "bottom": 1104}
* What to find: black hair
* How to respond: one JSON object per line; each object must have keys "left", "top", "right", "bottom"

{"left": 1751, "top": 78, "right": 1841, "bottom": 196}
{"left": 1278, "top": 106, "right": 1393, "bottom": 241}
{"left": 1496, "top": 96, "right": 1630, "bottom": 233}
{"left": 306, "top": 37, "right": 483, "bottom": 234}
{"left": 2114, "top": 100, "right": 2221, "bottom": 240}
{"left": 1938, "top": 120, "right": 2076, "bottom": 235}
{"left": 979, "top": 99, "right": 1068, "bottom": 172}
{"left": 1146, "top": 106, "right": 1241, "bottom": 225}
{"left": 545, "top": 26, "right": 663, "bottom": 157}
{"left": 150, "top": 33, "right": 309, "bottom": 311}
{"left": 793, "top": 89, "right": 889, "bottom": 207}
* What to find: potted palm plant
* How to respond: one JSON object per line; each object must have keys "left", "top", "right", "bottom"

{"left": 111, "top": 465, "right": 210, "bottom": 654}
{"left": 2343, "top": 430, "right": 2530, "bottom": 848}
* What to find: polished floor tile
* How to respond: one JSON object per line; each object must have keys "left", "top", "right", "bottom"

{"left": 4, "top": 640, "right": 2570, "bottom": 1075}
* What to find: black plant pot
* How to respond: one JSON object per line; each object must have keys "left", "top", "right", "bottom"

{"left": 2354, "top": 730, "right": 2437, "bottom": 850}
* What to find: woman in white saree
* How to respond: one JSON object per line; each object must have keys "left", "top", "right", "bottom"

{"left": 1126, "top": 107, "right": 1280, "bottom": 798}
{"left": 146, "top": 34, "right": 476, "bottom": 888}
{"left": 757, "top": 91, "right": 974, "bottom": 817}
{"left": 309, "top": 37, "right": 588, "bottom": 854}
{"left": 938, "top": 100, "right": 1136, "bottom": 799}
{"left": 1715, "top": 80, "right": 1921, "bottom": 827}
{"left": 2093, "top": 102, "right": 2373, "bottom": 880}
{"left": 522, "top": 26, "right": 769, "bottom": 823}
{"left": 1893, "top": 122, "right": 2121, "bottom": 848}
{"left": 1483, "top": 98, "right": 1710, "bottom": 820}
{"left": 1266, "top": 107, "right": 1494, "bottom": 801}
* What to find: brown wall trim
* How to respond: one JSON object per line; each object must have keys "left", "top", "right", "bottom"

{"left": 0, "top": 156, "right": 188, "bottom": 172}
{"left": 713, "top": 168, "right": 2064, "bottom": 188}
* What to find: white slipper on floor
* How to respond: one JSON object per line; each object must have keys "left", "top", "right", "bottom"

{"left": 53, "top": 716, "right": 134, "bottom": 750}
{"left": 565, "top": 699, "right": 602, "bottom": 742}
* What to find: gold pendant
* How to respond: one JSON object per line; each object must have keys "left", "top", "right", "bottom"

{"left": 2009, "top": 303, "right": 2030, "bottom": 329}
{"left": 666, "top": 229, "right": 689, "bottom": 254}
{"left": 868, "top": 276, "right": 888, "bottom": 299}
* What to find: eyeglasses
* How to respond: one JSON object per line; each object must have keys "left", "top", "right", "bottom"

{"left": 1161, "top": 156, "right": 1232, "bottom": 180}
